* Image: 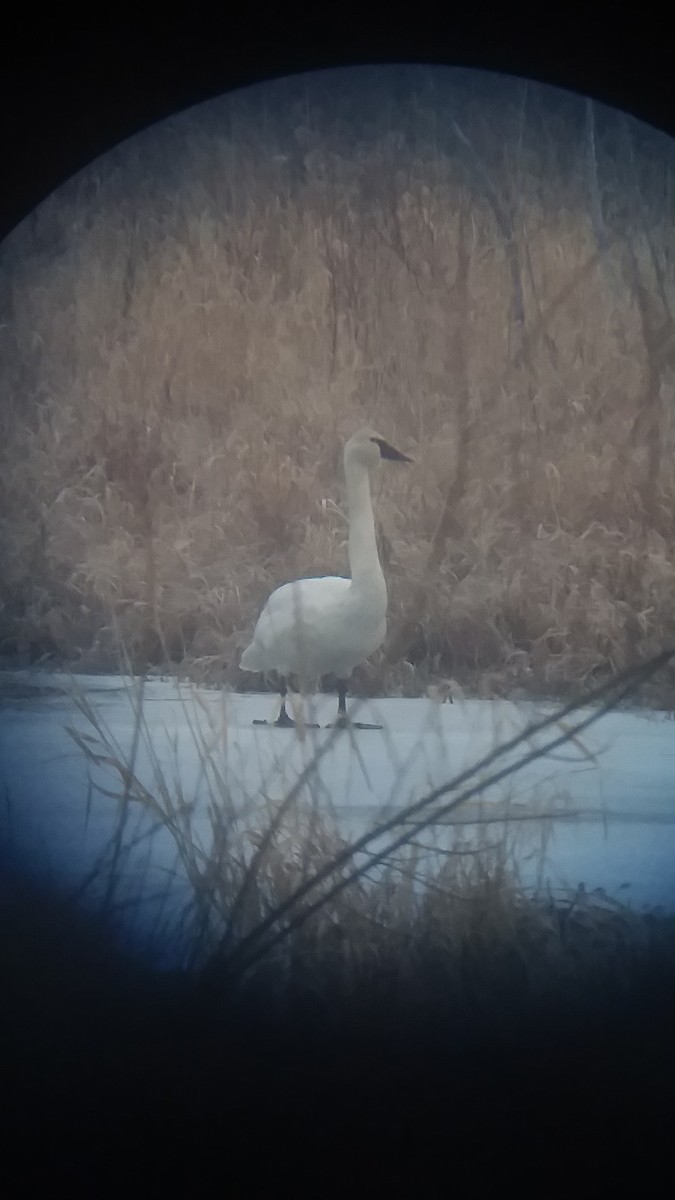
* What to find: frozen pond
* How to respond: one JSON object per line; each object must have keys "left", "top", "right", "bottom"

{"left": 1, "top": 670, "right": 674, "bottom": 966}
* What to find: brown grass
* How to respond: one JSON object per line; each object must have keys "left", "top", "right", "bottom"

{"left": 1, "top": 70, "right": 674, "bottom": 703}
{"left": 63, "top": 651, "right": 674, "bottom": 997}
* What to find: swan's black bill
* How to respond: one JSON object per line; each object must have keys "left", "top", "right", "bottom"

{"left": 371, "top": 437, "right": 413, "bottom": 463}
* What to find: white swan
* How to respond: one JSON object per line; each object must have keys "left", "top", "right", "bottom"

{"left": 240, "top": 428, "right": 412, "bottom": 728}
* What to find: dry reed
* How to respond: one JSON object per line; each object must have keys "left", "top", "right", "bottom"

{"left": 0, "top": 69, "right": 673, "bottom": 705}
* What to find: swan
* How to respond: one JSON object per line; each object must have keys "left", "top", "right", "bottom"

{"left": 240, "top": 428, "right": 412, "bottom": 729}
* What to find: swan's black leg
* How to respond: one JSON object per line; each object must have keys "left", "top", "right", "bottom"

{"left": 325, "top": 681, "right": 383, "bottom": 731}
{"left": 253, "top": 676, "right": 293, "bottom": 726}
{"left": 274, "top": 677, "right": 295, "bottom": 727}
{"left": 253, "top": 676, "right": 319, "bottom": 728}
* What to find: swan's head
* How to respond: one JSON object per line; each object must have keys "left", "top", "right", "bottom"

{"left": 344, "top": 428, "right": 413, "bottom": 471}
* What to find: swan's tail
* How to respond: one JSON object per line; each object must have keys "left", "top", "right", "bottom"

{"left": 240, "top": 642, "right": 262, "bottom": 671}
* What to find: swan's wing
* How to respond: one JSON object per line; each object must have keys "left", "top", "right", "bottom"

{"left": 257, "top": 577, "right": 350, "bottom": 632}
{"left": 242, "top": 577, "right": 351, "bottom": 674}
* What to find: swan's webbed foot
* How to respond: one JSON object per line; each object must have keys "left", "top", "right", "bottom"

{"left": 253, "top": 694, "right": 320, "bottom": 729}
{"left": 325, "top": 693, "right": 383, "bottom": 730}
{"left": 325, "top": 717, "right": 383, "bottom": 731}
{"left": 275, "top": 706, "right": 296, "bottom": 728}
{"left": 253, "top": 713, "right": 321, "bottom": 728}
{"left": 252, "top": 682, "right": 297, "bottom": 727}
{"left": 252, "top": 711, "right": 296, "bottom": 727}
{"left": 324, "top": 714, "right": 346, "bottom": 730}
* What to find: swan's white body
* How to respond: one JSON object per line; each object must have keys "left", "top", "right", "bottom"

{"left": 240, "top": 575, "right": 386, "bottom": 680}
{"left": 240, "top": 430, "right": 410, "bottom": 698}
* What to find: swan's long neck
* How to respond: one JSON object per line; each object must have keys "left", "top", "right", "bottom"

{"left": 344, "top": 457, "right": 386, "bottom": 601}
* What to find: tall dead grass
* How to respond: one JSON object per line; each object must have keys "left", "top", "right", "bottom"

{"left": 0, "top": 70, "right": 674, "bottom": 702}
{"left": 62, "top": 646, "right": 674, "bottom": 992}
